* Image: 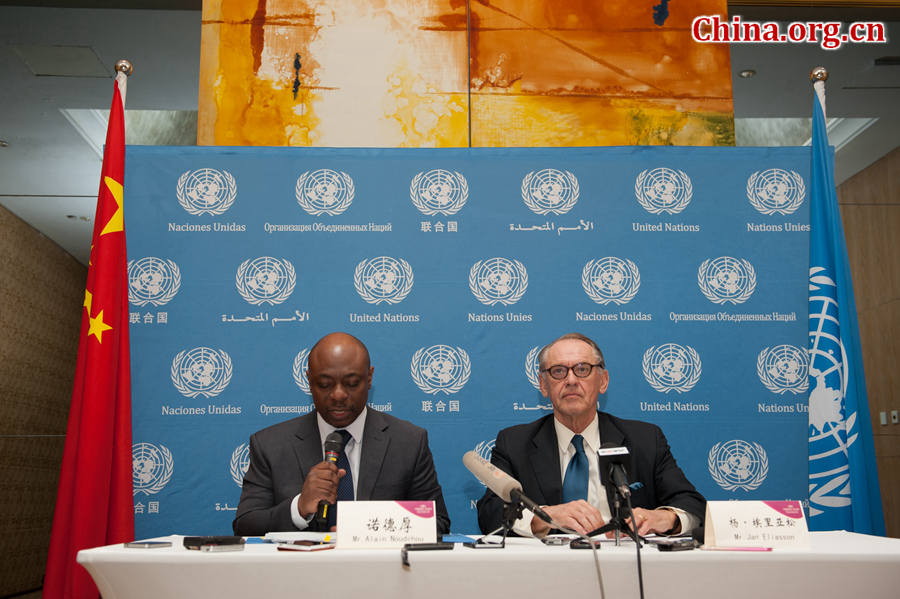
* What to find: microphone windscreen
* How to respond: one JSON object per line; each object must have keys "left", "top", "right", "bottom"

{"left": 324, "top": 431, "right": 344, "bottom": 456}
{"left": 462, "top": 451, "right": 522, "bottom": 503}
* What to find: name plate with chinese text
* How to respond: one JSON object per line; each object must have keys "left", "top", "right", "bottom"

{"left": 704, "top": 500, "right": 809, "bottom": 549}
{"left": 336, "top": 500, "right": 437, "bottom": 549}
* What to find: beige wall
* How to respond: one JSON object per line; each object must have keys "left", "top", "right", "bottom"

{"left": 0, "top": 204, "right": 86, "bottom": 595}
{"left": 838, "top": 145, "right": 900, "bottom": 538}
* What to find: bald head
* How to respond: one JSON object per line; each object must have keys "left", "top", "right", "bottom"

{"left": 306, "top": 332, "right": 373, "bottom": 428}
{"left": 308, "top": 332, "right": 371, "bottom": 371}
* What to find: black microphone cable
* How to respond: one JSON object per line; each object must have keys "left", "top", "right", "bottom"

{"left": 624, "top": 495, "right": 645, "bottom": 599}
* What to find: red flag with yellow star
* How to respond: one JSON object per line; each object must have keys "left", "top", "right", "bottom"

{"left": 44, "top": 76, "right": 133, "bottom": 599}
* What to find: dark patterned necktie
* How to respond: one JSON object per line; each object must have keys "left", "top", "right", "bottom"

{"left": 561, "top": 434, "right": 589, "bottom": 503}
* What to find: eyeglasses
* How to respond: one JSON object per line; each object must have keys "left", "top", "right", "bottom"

{"left": 541, "top": 362, "right": 604, "bottom": 380}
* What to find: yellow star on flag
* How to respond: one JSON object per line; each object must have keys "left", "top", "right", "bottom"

{"left": 88, "top": 309, "right": 113, "bottom": 343}
{"left": 100, "top": 176, "right": 124, "bottom": 236}
{"left": 83, "top": 289, "right": 92, "bottom": 313}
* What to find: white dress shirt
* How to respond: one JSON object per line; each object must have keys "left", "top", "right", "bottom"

{"left": 289, "top": 408, "right": 368, "bottom": 529}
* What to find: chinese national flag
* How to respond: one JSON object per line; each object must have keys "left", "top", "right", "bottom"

{"left": 44, "top": 77, "right": 134, "bottom": 598}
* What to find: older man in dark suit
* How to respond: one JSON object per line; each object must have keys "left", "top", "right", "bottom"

{"left": 477, "top": 333, "right": 704, "bottom": 538}
{"left": 233, "top": 332, "right": 450, "bottom": 535}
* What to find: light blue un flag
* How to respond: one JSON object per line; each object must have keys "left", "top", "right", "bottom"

{"left": 807, "top": 90, "right": 884, "bottom": 534}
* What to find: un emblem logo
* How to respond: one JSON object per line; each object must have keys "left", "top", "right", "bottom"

{"left": 410, "top": 169, "right": 468, "bottom": 215}
{"left": 230, "top": 443, "right": 250, "bottom": 487}
{"left": 525, "top": 346, "right": 541, "bottom": 390}
{"left": 472, "top": 439, "right": 496, "bottom": 487}
{"left": 410, "top": 345, "right": 471, "bottom": 394}
{"left": 808, "top": 266, "right": 855, "bottom": 516}
{"left": 642, "top": 344, "right": 701, "bottom": 393}
{"left": 521, "top": 169, "right": 579, "bottom": 215}
{"left": 132, "top": 442, "right": 174, "bottom": 496}
{"left": 634, "top": 168, "right": 692, "bottom": 214}
{"left": 235, "top": 257, "right": 296, "bottom": 305}
{"left": 292, "top": 348, "right": 311, "bottom": 395}
{"left": 747, "top": 168, "right": 805, "bottom": 215}
{"left": 295, "top": 169, "right": 354, "bottom": 216}
{"left": 757, "top": 345, "right": 809, "bottom": 395}
{"left": 128, "top": 257, "right": 181, "bottom": 307}
{"left": 354, "top": 256, "right": 414, "bottom": 304}
{"left": 698, "top": 257, "right": 757, "bottom": 304}
{"left": 469, "top": 258, "right": 528, "bottom": 306}
{"left": 171, "top": 347, "right": 233, "bottom": 398}
{"left": 176, "top": 168, "right": 237, "bottom": 215}
{"left": 708, "top": 440, "right": 769, "bottom": 491}
{"left": 582, "top": 257, "right": 641, "bottom": 305}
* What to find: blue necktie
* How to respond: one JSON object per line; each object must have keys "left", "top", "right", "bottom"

{"left": 328, "top": 429, "right": 354, "bottom": 527}
{"left": 561, "top": 434, "right": 589, "bottom": 503}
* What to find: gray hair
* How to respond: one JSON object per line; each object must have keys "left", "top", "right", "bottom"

{"left": 537, "top": 333, "right": 605, "bottom": 370}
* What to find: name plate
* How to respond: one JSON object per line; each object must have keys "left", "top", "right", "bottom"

{"left": 705, "top": 500, "right": 809, "bottom": 549}
{"left": 336, "top": 500, "right": 437, "bottom": 549}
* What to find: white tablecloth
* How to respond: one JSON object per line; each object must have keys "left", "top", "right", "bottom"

{"left": 77, "top": 531, "right": 900, "bottom": 599}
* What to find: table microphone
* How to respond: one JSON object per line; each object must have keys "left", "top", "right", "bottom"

{"left": 462, "top": 451, "right": 554, "bottom": 524}
{"left": 597, "top": 443, "right": 631, "bottom": 498}
{"left": 315, "top": 431, "right": 346, "bottom": 526}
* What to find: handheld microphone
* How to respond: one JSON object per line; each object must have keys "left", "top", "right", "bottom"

{"left": 597, "top": 443, "right": 631, "bottom": 498}
{"left": 462, "top": 451, "right": 554, "bottom": 524}
{"left": 315, "top": 431, "right": 346, "bottom": 526}
{"left": 323, "top": 431, "right": 344, "bottom": 463}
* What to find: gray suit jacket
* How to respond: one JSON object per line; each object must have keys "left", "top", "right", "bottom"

{"left": 233, "top": 409, "right": 450, "bottom": 535}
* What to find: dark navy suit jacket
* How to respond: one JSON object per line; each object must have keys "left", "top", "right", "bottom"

{"left": 476, "top": 411, "right": 705, "bottom": 534}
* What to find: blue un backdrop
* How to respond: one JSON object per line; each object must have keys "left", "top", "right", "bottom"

{"left": 124, "top": 146, "right": 810, "bottom": 537}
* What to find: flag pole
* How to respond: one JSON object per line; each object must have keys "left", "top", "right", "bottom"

{"left": 810, "top": 66, "right": 827, "bottom": 118}
{"left": 114, "top": 59, "right": 132, "bottom": 107}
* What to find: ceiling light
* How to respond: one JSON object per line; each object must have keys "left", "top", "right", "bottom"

{"left": 0, "top": 139, "right": 8, "bottom": 147}
{"left": 739, "top": 69, "right": 756, "bottom": 79}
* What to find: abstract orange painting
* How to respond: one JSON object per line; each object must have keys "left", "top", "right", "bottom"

{"left": 198, "top": 0, "right": 733, "bottom": 147}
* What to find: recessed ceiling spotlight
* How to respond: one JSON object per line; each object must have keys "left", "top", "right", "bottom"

{"left": 0, "top": 139, "right": 9, "bottom": 147}
{"left": 739, "top": 69, "right": 756, "bottom": 79}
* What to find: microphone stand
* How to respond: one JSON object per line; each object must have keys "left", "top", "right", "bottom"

{"left": 587, "top": 487, "right": 644, "bottom": 599}
{"left": 476, "top": 501, "right": 524, "bottom": 548}
{"left": 587, "top": 490, "right": 639, "bottom": 546}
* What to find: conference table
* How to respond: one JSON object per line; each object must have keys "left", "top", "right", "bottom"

{"left": 77, "top": 531, "right": 900, "bottom": 599}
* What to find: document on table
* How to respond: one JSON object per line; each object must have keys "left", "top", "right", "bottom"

{"left": 263, "top": 531, "right": 335, "bottom": 543}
